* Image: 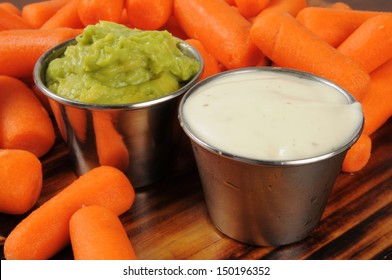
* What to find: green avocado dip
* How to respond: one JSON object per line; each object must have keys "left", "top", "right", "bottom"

{"left": 45, "top": 21, "right": 201, "bottom": 105}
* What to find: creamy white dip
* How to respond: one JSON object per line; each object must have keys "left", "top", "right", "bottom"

{"left": 181, "top": 69, "right": 363, "bottom": 161}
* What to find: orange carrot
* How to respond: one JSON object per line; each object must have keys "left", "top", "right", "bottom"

{"left": 342, "top": 133, "right": 372, "bottom": 173}
{"left": 0, "top": 2, "right": 21, "bottom": 15}
{"left": 92, "top": 111, "right": 129, "bottom": 172}
{"left": 21, "top": 78, "right": 52, "bottom": 114}
{"left": 70, "top": 205, "right": 137, "bottom": 260}
{"left": 22, "top": 0, "right": 68, "bottom": 28}
{"left": 4, "top": 166, "right": 135, "bottom": 260}
{"left": 296, "top": 7, "right": 387, "bottom": 47}
{"left": 0, "top": 7, "right": 34, "bottom": 30}
{"left": 186, "top": 39, "right": 222, "bottom": 80}
{"left": 174, "top": 0, "right": 264, "bottom": 70}
{"left": 224, "top": 0, "right": 236, "bottom": 5}
{"left": 256, "top": 0, "right": 307, "bottom": 17}
{"left": 0, "top": 149, "right": 42, "bottom": 215}
{"left": 234, "top": 0, "right": 270, "bottom": 19}
{"left": 119, "top": 8, "right": 133, "bottom": 27}
{"left": 78, "top": 0, "right": 124, "bottom": 26}
{"left": 362, "top": 59, "right": 392, "bottom": 135}
{"left": 250, "top": 12, "right": 370, "bottom": 101}
{"left": 0, "top": 27, "right": 81, "bottom": 78}
{"left": 337, "top": 14, "right": 392, "bottom": 73}
{"left": 125, "top": 0, "right": 172, "bottom": 30}
{"left": 40, "top": 0, "right": 84, "bottom": 29}
{"left": 161, "top": 14, "right": 189, "bottom": 40}
{"left": 0, "top": 76, "right": 55, "bottom": 158}
{"left": 330, "top": 2, "right": 351, "bottom": 10}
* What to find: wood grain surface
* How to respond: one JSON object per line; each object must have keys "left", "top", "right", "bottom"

{"left": 0, "top": 0, "right": 391, "bottom": 260}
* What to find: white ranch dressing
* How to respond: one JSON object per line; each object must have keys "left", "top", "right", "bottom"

{"left": 182, "top": 70, "right": 363, "bottom": 161}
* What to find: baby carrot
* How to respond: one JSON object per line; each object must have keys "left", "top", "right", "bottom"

{"left": 119, "top": 8, "right": 132, "bottom": 27}
{"left": 20, "top": 78, "right": 52, "bottom": 114}
{"left": 22, "top": 0, "right": 68, "bottom": 28}
{"left": 256, "top": 0, "right": 307, "bottom": 17}
{"left": 186, "top": 39, "right": 222, "bottom": 80}
{"left": 174, "top": 0, "right": 264, "bottom": 70}
{"left": 0, "top": 2, "right": 21, "bottom": 15}
{"left": 362, "top": 59, "right": 392, "bottom": 135}
{"left": 0, "top": 76, "right": 55, "bottom": 158}
{"left": 161, "top": 15, "right": 189, "bottom": 40}
{"left": 78, "top": 0, "right": 124, "bottom": 26}
{"left": 92, "top": 111, "right": 129, "bottom": 172}
{"left": 4, "top": 166, "right": 135, "bottom": 260}
{"left": 330, "top": 2, "right": 351, "bottom": 10}
{"left": 0, "top": 7, "right": 34, "bottom": 30}
{"left": 0, "top": 27, "right": 81, "bottom": 78}
{"left": 234, "top": 0, "right": 270, "bottom": 19}
{"left": 342, "top": 133, "right": 372, "bottom": 173}
{"left": 0, "top": 149, "right": 42, "bottom": 215}
{"left": 337, "top": 14, "right": 392, "bottom": 73}
{"left": 296, "top": 7, "right": 387, "bottom": 47}
{"left": 250, "top": 12, "right": 370, "bottom": 101}
{"left": 70, "top": 205, "right": 137, "bottom": 260}
{"left": 40, "top": 0, "right": 84, "bottom": 29}
{"left": 125, "top": 0, "right": 172, "bottom": 30}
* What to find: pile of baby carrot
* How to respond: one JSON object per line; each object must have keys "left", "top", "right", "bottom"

{"left": 0, "top": 0, "right": 391, "bottom": 259}
{"left": 3, "top": 165, "right": 137, "bottom": 260}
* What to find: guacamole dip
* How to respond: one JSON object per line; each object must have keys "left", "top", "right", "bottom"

{"left": 45, "top": 21, "right": 201, "bottom": 105}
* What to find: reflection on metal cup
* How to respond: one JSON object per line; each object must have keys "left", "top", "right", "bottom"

{"left": 179, "top": 68, "right": 364, "bottom": 246}
{"left": 191, "top": 144, "right": 345, "bottom": 246}
{"left": 34, "top": 38, "right": 203, "bottom": 188}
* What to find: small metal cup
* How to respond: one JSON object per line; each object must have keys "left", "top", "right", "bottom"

{"left": 179, "top": 68, "right": 364, "bottom": 246}
{"left": 34, "top": 38, "right": 203, "bottom": 188}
